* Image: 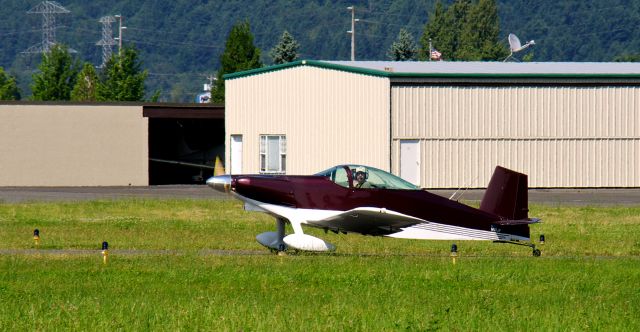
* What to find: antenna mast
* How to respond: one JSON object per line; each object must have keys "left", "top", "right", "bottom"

{"left": 96, "top": 16, "right": 117, "bottom": 67}
{"left": 22, "top": 1, "right": 72, "bottom": 54}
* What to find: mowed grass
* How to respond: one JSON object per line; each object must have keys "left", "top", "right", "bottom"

{"left": 1, "top": 199, "right": 640, "bottom": 330}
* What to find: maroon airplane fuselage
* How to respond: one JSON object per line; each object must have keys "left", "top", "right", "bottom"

{"left": 230, "top": 174, "right": 530, "bottom": 238}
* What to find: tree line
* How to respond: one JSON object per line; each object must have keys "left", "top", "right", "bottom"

{"left": 212, "top": 0, "right": 508, "bottom": 102}
{"left": 3, "top": 0, "right": 638, "bottom": 102}
{"left": 0, "top": 0, "right": 510, "bottom": 102}
{"left": 1, "top": 44, "right": 147, "bottom": 102}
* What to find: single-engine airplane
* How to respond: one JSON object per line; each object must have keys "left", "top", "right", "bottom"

{"left": 207, "top": 165, "right": 541, "bottom": 256}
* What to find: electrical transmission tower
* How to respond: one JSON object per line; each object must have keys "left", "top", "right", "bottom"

{"left": 22, "top": 1, "right": 73, "bottom": 54}
{"left": 96, "top": 16, "right": 117, "bottom": 67}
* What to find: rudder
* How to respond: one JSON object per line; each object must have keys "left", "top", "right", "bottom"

{"left": 479, "top": 166, "right": 529, "bottom": 220}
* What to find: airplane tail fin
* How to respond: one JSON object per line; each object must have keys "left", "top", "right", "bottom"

{"left": 479, "top": 166, "right": 529, "bottom": 220}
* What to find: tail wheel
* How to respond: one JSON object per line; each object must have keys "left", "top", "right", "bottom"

{"left": 532, "top": 249, "right": 541, "bottom": 257}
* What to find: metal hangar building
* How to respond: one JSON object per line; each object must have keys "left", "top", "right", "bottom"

{"left": 0, "top": 102, "right": 224, "bottom": 186}
{"left": 224, "top": 60, "right": 640, "bottom": 188}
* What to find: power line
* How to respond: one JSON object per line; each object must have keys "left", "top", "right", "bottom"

{"left": 147, "top": 72, "right": 211, "bottom": 77}
{"left": 125, "top": 38, "right": 224, "bottom": 50}
{"left": 0, "top": 28, "right": 46, "bottom": 37}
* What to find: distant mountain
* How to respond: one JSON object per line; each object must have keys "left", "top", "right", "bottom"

{"left": 1, "top": 0, "right": 639, "bottom": 102}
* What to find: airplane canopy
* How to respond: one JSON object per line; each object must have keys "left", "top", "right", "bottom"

{"left": 315, "top": 165, "right": 418, "bottom": 190}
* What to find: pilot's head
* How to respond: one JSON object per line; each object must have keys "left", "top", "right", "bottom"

{"left": 354, "top": 167, "right": 368, "bottom": 183}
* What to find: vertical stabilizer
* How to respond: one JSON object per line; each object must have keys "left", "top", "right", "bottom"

{"left": 479, "top": 166, "right": 529, "bottom": 220}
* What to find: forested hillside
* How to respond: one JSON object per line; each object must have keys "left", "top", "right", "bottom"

{"left": 1, "top": 0, "right": 639, "bottom": 102}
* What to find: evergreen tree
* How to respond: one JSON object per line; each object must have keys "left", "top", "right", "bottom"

{"left": 522, "top": 51, "right": 535, "bottom": 62}
{"left": 420, "top": 0, "right": 506, "bottom": 61}
{"left": 270, "top": 30, "right": 300, "bottom": 65}
{"left": 212, "top": 21, "right": 262, "bottom": 103}
{"left": 388, "top": 28, "right": 418, "bottom": 61}
{"left": 419, "top": 1, "right": 451, "bottom": 60}
{"left": 71, "top": 63, "right": 98, "bottom": 101}
{"left": 458, "top": 0, "right": 508, "bottom": 60}
{"left": 613, "top": 54, "right": 640, "bottom": 62}
{"left": 0, "top": 67, "right": 20, "bottom": 100}
{"left": 444, "top": 0, "right": 472, "bottom": 59}
{"left": 31, "top": 44, "right": 80, "bottom": 101}
{"left": 96, "top": 46, "right": 148, "bottom": 101}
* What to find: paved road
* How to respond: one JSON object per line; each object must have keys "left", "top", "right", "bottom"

{"left": 0, "top": 186, "right": 639, "bottom": 206}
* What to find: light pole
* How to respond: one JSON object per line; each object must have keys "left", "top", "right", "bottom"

{"left": 114, "top": 14, "right": 126, "bottom": 55}
{"left": 346, "top": 6, "right": 359, "bottom": 61}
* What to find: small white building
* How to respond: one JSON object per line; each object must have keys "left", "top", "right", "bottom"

{"left": 225, "top": 60, "right": 640, "bottom": 188}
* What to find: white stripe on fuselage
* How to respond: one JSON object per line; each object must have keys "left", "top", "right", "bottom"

{"left": 233, "top": 193, "right": 529, "bottom": 241}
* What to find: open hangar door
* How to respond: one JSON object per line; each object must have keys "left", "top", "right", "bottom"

{"left": 143, "top": 104, "right": 224, "bottom": 185}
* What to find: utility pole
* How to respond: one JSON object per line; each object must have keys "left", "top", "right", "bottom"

{"left": 22, "top": 1, "right": 72, "bottom": 54}
{"left": 96, "top": 16, "right": 116, "bottom": 67}
{"left": 346, "top": 6, "right": 359, "bottom": 61}
{"left": 114, "top": 14, "right": 126, "bottom": 55}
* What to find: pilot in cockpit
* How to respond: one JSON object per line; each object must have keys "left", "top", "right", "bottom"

{"left": 353, "top": 167, "right": 372, "bottom": 188}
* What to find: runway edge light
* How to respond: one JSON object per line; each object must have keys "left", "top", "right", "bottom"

{"left": 450, "top": 243, "right": 458, "bottom": 265}
{"left": 33, "top": 229, "right": 40, "bottom": 247}
{"left": 101, "top": 241, "right": 109, "bottom": 264}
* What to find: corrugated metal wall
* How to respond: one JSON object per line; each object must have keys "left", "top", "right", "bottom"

{"left": 0, "top": 104, "right": 148, "bottom": 186}
{"left": 226, "top": 66, "right": 390, "bottom": 175}
{"left": 392, "top": 86, "right": 640, "bottom": 188}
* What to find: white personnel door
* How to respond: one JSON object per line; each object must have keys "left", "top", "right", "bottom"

{"left": 230, "top": 135, "right": 243, "bottom": 174}
{"left": 400, "top": 140, "right": 420, "bottom": 186}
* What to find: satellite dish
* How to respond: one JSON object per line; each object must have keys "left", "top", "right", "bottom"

{"left": 509, "top": 34, "right": 522, "bottom": 51}
{"left": 504, "top": 33, "right": 535, "bottom": 62}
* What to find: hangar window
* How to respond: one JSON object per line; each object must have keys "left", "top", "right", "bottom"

{"left": 260, "top": 135, "right": 286, "bottom": 174}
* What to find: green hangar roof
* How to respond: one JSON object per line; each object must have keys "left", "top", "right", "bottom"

{"left": 224, "top": 60, "right": 640, "bottom": 81}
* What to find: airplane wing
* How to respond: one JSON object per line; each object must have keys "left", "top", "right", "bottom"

{"left": 233, "top": 194, "right": 425, "bottom": 236}
{"left": 307, "top": 207, "right": 426, "bottom": 235}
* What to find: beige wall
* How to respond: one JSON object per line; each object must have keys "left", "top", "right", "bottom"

{"left": 226, "top": 66, "right": 390, "bottom": 175}
{"left": 0, "top": 104, "right": 148, "bottom": 186}
{"left": 392, "top": 86, "right": 640, "bottom": 188}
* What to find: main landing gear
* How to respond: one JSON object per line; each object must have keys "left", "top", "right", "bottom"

{"left": 494, "top": 240, "right": 541, "bottom": 257}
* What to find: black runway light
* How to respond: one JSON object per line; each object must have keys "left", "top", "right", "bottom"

{"left": 101, "top": 241, "right": 109, "bottom": 264}
{"left": 450, "top": 243, "right": 458, "bottom": 264}
{"left": 33, "top": 229, "right": 40, "bottom": 246}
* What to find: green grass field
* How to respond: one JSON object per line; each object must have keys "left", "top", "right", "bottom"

{"left": 1, "top": 199, "right": 639, "bottom": 330}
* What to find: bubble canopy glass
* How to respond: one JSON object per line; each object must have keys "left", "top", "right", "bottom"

{"left": 315, "top": 164, "right": 419, "bottom": 190}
